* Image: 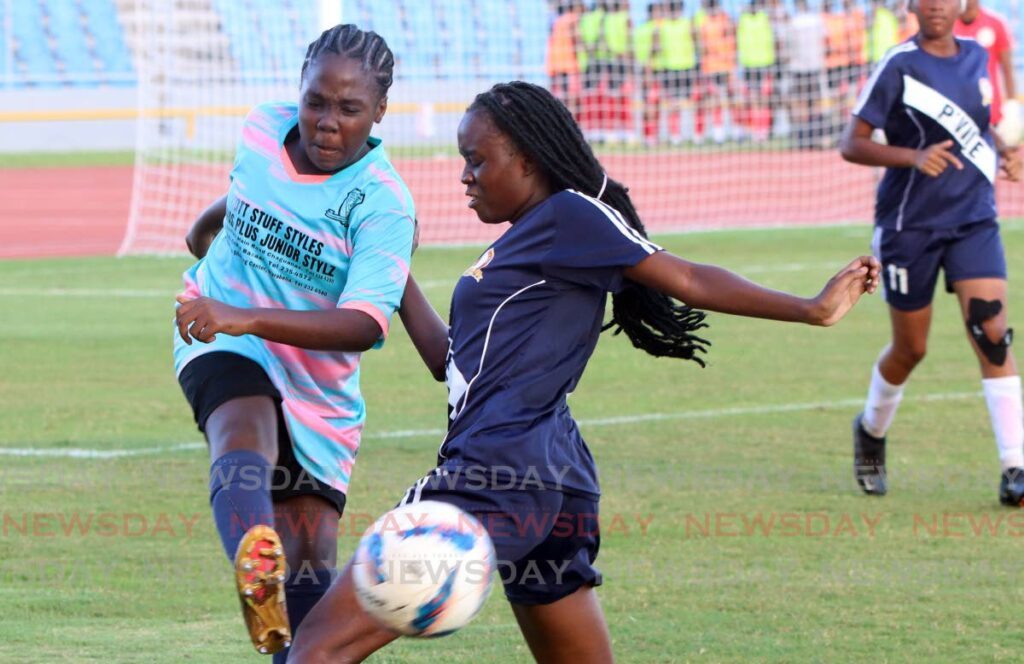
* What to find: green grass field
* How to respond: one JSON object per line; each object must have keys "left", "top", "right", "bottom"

{"left": 3, "top": 224, "right": 1024, "bottom": 663}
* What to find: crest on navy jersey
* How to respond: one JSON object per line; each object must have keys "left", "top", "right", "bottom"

{"left": 463, "top": 248, "right": 494, "bottom": 282}
{"left": 326, "top": 188, "right": 365, "bottom": 227}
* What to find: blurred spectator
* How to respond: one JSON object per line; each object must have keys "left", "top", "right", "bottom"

{"left": 636, "top": 1, "right": 663, "bottom": 145}
{"left": 955, "top": 0, "right": 1018, "bottom": 144}
{"left": 657, "top": 0, "right": 700, "bottom": 144}
{"left": 898, "top": 3, "right": 919, "bottom": 41}
{"left": 825, "top": 0, "right": 868, "bottom": 140}
{"left": 869, "top": 0, "right": 900, "bottom": 63}
{"left": 786, "top": 0, "right": 825, "bottom": 149}
{"left": 579, "top": 0, "right": 633, "bottom": 143}
{"left": 737, "top": 0, "right": 778, "bottom": 142}
{"left": 547, "top": 0, "right": 585, "bottom": 120}
{"left": 697, "top": 0, "right": 737, "bottom": 143}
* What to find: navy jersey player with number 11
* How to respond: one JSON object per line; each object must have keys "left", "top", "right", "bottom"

{"left": 840, "top": 0, "right": 1024, "bottom": 504}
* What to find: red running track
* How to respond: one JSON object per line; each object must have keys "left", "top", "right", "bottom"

{"left": 3, "top": 152, "right": 1023, "bottom": 258}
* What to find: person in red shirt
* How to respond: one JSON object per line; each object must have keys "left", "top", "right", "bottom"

{"left": 955, "top": 0, "right": 1019, "bottom": 144}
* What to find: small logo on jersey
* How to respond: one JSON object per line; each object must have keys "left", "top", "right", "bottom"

{"left": 462, "top": 248, "right": 494, "bottom": 282}
{"left": 980, "top": 77, "right": 993, "bottom": 107}
{"left": 325, "top": 188, "right": 365, "bottom": 227}
{"left": 977, "top": 26, "right": 996, "bottom": 49}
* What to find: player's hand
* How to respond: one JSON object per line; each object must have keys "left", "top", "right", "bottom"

{"left": 999, "top": 146, "right": 1022, "bottom": 182}
{"left": 807, "top": 256, "right": 880, "bottom": 327}
{"left": 913, "top": 140, "right": 964, "bottom": 177}
{"left": 174, "top": 295, "right": 251, "bottom": 344}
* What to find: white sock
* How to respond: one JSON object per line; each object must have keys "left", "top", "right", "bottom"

{"left": 862, "top": 363, "right": 905, "bottom": 438}
{"left": 982, "top": 375, "right": 1024, "bottom": 470}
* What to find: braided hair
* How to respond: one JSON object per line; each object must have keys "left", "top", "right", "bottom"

{"left": 300, "top": 24, "right": 395, "bottom": 99}
{"left": 468, "top": 81, "right": 710, "bottom": 366}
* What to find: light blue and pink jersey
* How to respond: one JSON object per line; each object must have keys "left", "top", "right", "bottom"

{"left": 174, "top": 101, "right": 415, "bottom": 494}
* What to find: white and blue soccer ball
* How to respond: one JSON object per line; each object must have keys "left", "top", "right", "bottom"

{"left": 352, "top": 500, "right": 496, "bottom": 637}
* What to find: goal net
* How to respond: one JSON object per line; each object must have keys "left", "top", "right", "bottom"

{"left": 119, "top": 0, "right": 1024, "bottom": 255}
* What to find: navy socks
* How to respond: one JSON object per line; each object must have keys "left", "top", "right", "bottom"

{"left": 272, "top": 568, "right": 336, "bottom": 663}
{"left": 209, "top": 450, "right": 275, "bottom": 560}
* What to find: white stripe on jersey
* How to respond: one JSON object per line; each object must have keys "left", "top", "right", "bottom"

{"left": 853, "top": 42, "right": 919, "bottom": 118}
{"left": 566, "top": 190, "right": 661, "bottom": 255}
{"left": 437, "top": 279, "right": 548, "bottom": 459}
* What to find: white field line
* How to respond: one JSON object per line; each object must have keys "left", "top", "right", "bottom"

{"left": 0, "top": 261, "right": 842, "bottom": 299}
{"left": 0, "top": 390, "right": 980, "bottom": 459}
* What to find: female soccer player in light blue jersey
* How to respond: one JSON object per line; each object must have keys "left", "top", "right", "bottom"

{"left": 173, "top": 25, "right": 414, "bottom": 658}
{"left": 840, "top": 0, "right": 1024, "bottom": 504}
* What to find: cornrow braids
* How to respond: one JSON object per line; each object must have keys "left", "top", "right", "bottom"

{"left": 301, "top": 24, "right": 394, "bottom": 99}
{"left": 468, "top": 81, "right": 710, "bottom": 366}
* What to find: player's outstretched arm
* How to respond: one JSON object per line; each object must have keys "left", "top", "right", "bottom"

{"left": 623, "top": 252, "right": 879, "bottom": 327}
{"left": 185, "top": 194, "right": 228, "bottom": 258}
{"left": 174, "top": 294, "right": 383, "bottom": 351}
{"left": 398, "top": 275, "right": 449, "bottom": 381}
{"left": 839, "top": 117, "right": 963, "bottom": 176}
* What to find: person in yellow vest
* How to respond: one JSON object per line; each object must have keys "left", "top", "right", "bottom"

{"left": 578, "top": 0, "right": 607, "bottom": 140}
{"left": 697, "top": 0, "right": 738, "bottom": 143}
{"left": 546, "top": 0, "right": 585, "bottom": 121}
{"left": 825, "top": 0, "right": 869, "bottom": 142}
{"left": 604, "top": 0, "right": 634, "bottom": 143}
{"left": 737, "top": 0, "right": 777, "bottom": 142}
{"left": 578, "top": 0, "right": 632, "bottom": 143}
{"left": 869, "top": 0, "right": 900, "bottom": 63}
{"left": 657, "top": 0, "right": 701, "bottom": 144}
{"left": 635, "top": 1, "right": 663, "bottom": 146}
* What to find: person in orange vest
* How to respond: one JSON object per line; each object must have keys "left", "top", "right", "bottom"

{"left": 698, "top": 0, "right": 738, "bottom": 143}
{"left": 955, "top": 0, "right": 1019, "bottom": 145}
{"left": 546, "top": 0, "right": 585, "bottom": 121}
{"left": 825, "top": 0, "right": 868, "bottom": 141}
{"left": 899, "top": 3, "right": 920, "bottom": 41}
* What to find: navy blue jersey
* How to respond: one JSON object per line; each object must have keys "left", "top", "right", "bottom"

{"left": 853, "top": 37, "right": 997, "bottom": 230}
{"left": 438, "top": 189, "right": 662, "bottom": 498}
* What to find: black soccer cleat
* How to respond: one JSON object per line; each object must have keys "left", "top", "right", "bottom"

{"left": 853, "top": 412, "right": 887, "bottom": 496}
{"left": 999, "top": 467, "right": 1024, "bottom": 507}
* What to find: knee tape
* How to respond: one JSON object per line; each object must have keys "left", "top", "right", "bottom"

{"left": 967, "top": 298, "right": 1013, "bottom": 366}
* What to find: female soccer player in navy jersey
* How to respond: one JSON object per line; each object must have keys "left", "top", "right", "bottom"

{"left": 840, "top": 0, "right": 1023, "bottom": 504}
{"left": 287, "top": 81, "right": 878, "bottom": 663}
{"left": 173, "top": 25, "right": 414, "bottom": 657}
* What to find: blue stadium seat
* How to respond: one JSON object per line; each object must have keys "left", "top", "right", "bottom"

{"left": 437, "top": 0, "right": 479, "bottom": 79}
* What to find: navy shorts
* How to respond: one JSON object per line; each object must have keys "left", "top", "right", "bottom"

{"left": 397, "top": 467, "right": 602, "bottom": 606}
{"left": 873, "top": 219, "right": 1007, "bottom": 312}
{"left": 178, "top": 351, "right": 347, "bottom": 515}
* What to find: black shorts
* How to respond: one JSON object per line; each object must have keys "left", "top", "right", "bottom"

{"left": 743, "top": 66, "right": 774, "bottom": 96}
{"left": 587, "top": 59, "right": 629, "bottom": 91}
{"left": 790, "top": 70, "right": 821, "bottom": 99}
{"left": 178, "top": 351, "right": 347, "bottom": 515}
{"left": 872, "top": 219, "right": 1008, "bottom": 311}
{"left": 703, "top": 71, "right": 731, "bottom": 93}
{"left": 656, "top": 68, "right": 696, "bottom": 99}
{"left": 398, "top": 467, "right": 602, "bottom": 606}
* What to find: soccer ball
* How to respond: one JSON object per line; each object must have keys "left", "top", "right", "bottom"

{"left": 352, "top": 500, "right": 496, "bottom": 637}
